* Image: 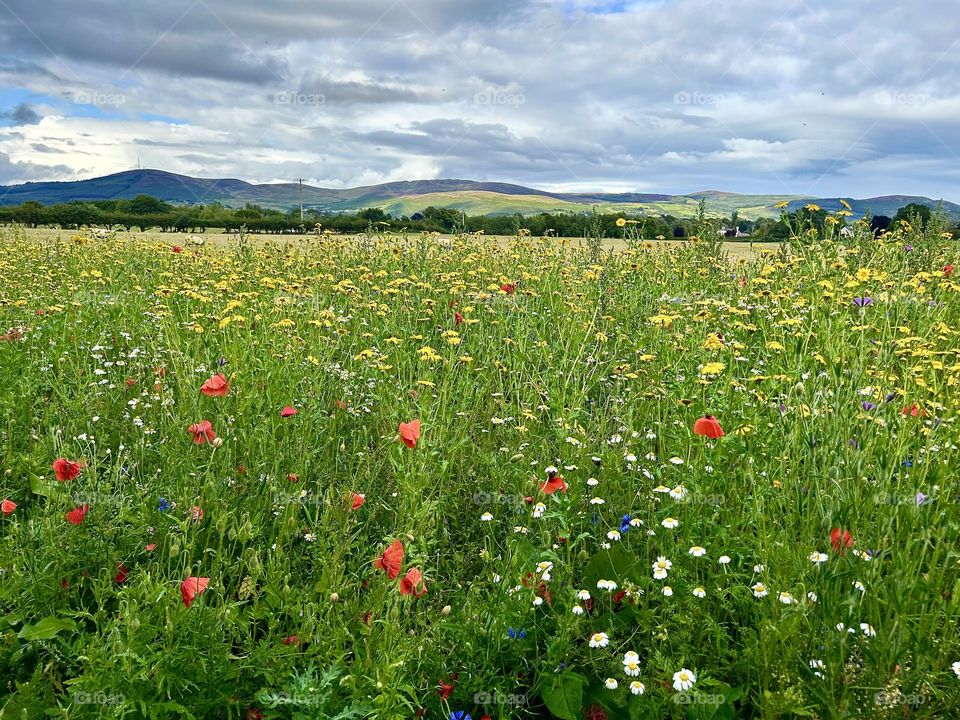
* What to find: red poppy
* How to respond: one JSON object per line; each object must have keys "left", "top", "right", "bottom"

{"left": 190, "top": 505, "right": 204, "bottom": 522}
{"left": 540, "top": 475, "right": 568, "bottom": 495}
{"left": 280, "top": 405, "right": 298, "bottom": 418}
{"left": 373, "top": 539, "right": 404, "bottom": 579}
{"left": 281, "top": 635, "right": 300, "bottom": 646}
{"left": 52, "top": 458, "right": 82, "bottom": 482}
{"left": 348, "top": 492, "right": 365, "bottom": 510}
{"left": 245, "top": 709, "right": 264, "bottom": 720}
{"left": 114, "top": 563, "right": 129, "bottom": 583}
{"left": 500, "top": 282, "right": 516, "bottom": 294}
{"left": 454, "top": 311, "right": 464, "bottom": 326}
{"left": 181, "top": 576, "right": 210, "bottom": 608}
{"left": 188, "top": 420, "right": 216, "bottom": 444}
{"left": 944, "top": 264, "right": 954, "bottom": 277}
{"left": 1, "top": 498, "right": 16, "bottom": 516}
{"left": 399, "top": 419, "right": 421, "bottom": 449}
{"left": 334, "top": 399, "right": 347, "bottom": 410}
{"left": 693, "top": 415, "right": 725, "bottom": 439}
{"left": 172, "top": 245, "right": 183, "bottom": 254}
{"left": 200, "top": 373, "right": 229, "bottom": 397}
{"left": 830, "top": 528, "right": 853, "bottom": 554}
{"left": 145, "top": 543, "right": 157, "bottom": 552}
{"left": 65, "top": 504, "right": 89, "bottom": 525}
{"left": 901, "top": 404, "right": 926, "bottom": 417}
{"left": 287, "top": 473, "right": 299, "bottom": 483}
{"left": 399, "top": 567, "right": 428, "bottom": 597}
{"left": 437, "top": 678, "right": 455, "bottom": 700}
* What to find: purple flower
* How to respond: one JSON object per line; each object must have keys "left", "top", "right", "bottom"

{"left": 904, "top": 244, "right": 913, "bottom": 252}
{"left": 915, "top": 492, "right": 928, "bottom": 506}
{"left": 861, "top": 402, "right": 877, "bottom": 411}
{"left": 884, "top": 392, "right": 897, "bottom": 403}
{"left": 852, "top": 297, "right": 872, "bottom": 307}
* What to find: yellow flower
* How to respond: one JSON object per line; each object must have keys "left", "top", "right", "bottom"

{"left": 699, "top": 362, "right": 726, "bottom": 376}
{"left": 616, "top": 218, "right": 627, "bottom": 228}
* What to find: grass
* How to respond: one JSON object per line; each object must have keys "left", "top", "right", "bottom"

{"left": 0, "top": 222, "right": 958, "bottom": 719}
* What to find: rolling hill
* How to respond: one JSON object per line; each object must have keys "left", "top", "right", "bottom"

{"left": 1, "top": 169, "right": 957, "bottom": 220}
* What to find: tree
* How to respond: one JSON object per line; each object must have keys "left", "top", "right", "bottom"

{"left": 358, "top": 208, "right": 390, "bottom": 223}
{"left": 129, "top": 194, "right": 173, "bottom": 215}
{"left": 893, "top": 203, "right": 932, "bottom": 228}
{"left": 870, "top": 215, "right": 892, "bottom": 235}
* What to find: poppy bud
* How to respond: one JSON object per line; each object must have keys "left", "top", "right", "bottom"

{"left": 330, "top": 592, "right": 340, "bottom": 602}
{"left": 441, "top": 605, "right": 451, "bottom": 616}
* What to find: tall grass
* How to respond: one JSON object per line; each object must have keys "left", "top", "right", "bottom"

{"left": 0, "top": 220, "right": 957, "bottom": 719}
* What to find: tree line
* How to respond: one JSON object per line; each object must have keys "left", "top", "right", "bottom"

{"left": 0, "top": 194, "right": 948, "bottom": 239}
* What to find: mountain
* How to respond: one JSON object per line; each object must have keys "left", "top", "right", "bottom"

{"left": 1, "top": 169, "right": 958, "bottom": 220}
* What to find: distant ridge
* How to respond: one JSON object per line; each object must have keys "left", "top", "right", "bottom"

{"left": 2, "top": 169, "right": 957, "bottom": 220}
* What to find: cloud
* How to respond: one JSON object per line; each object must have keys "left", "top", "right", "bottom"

{"left": 0, "top": 0, "right": 958, "bottom": 198}
{"left": 1, "top": 103, "right": 41, "bottom": 125}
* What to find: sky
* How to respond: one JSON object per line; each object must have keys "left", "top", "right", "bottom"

{"left": 0, "top": 0, "right": 958, "bottom": 199}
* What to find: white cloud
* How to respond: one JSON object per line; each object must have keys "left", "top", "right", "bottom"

{"left": 0, "top": 0, "right": 957, "bottom": 198}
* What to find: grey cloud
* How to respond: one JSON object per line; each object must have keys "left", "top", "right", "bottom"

{"left": 2, "top": 103, "right": 41, "bottom": 125}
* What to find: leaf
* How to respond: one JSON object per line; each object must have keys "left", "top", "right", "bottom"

{"left": 29, "top": 474, "right": 63, "bottom": 501}
{"left": 17, "top": 616, "right": 76, "bottom": 641}
{"left": 582, "top": 544, "right": 645, "bottom": 589}
{"left": 541, "top": 671, "right": 587, "bottom": 720}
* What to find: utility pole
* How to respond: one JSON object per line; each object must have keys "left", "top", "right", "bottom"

{"left": 298, "top": 178, "right": 304, "bottom": 222}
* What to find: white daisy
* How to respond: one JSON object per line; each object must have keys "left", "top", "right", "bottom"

{"left": 692, "top": 586, "right": 706, "bottom": 598}
{"left": 661, "top": 517, "right": 679, "bottom": 529}
{"left": 589, "top": 632, "right": 610, "bottom": 648}
{"left": 752, "top": 583, "right": 769, "bottom": 598}
{"left": 689, "top": 546, "right": 707, "bottom": 557}
{"left": 604, "top": 678, "right": 618, "bottom": 690}
{"left": 672, "top": 668, "right": 696, "bottom": 691}
{"left": 629, "top": 681, "right": 645, "bottom": 695}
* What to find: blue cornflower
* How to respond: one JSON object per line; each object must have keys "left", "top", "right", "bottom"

{"left": 507, "top": 627, "right": 526, "bottom": 639}
{"left": 620, "top": 514, "right": 632, "bottom": 534}
{"left": 158, "top": 497, "right": 171, "bottom": 512}
{"left": 450, "top": 712, "right": 471, "bottom": 720}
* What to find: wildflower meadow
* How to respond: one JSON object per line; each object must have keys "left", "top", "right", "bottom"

{"left": 1, "top": 217, "right": 959, "bottom": 719}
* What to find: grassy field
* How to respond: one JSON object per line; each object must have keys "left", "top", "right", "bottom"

{"left": 8, "top": 226, "right": 776, "bottom": 262}
{"left": 0, "top": 222, "right": 958, "bottom": 719}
